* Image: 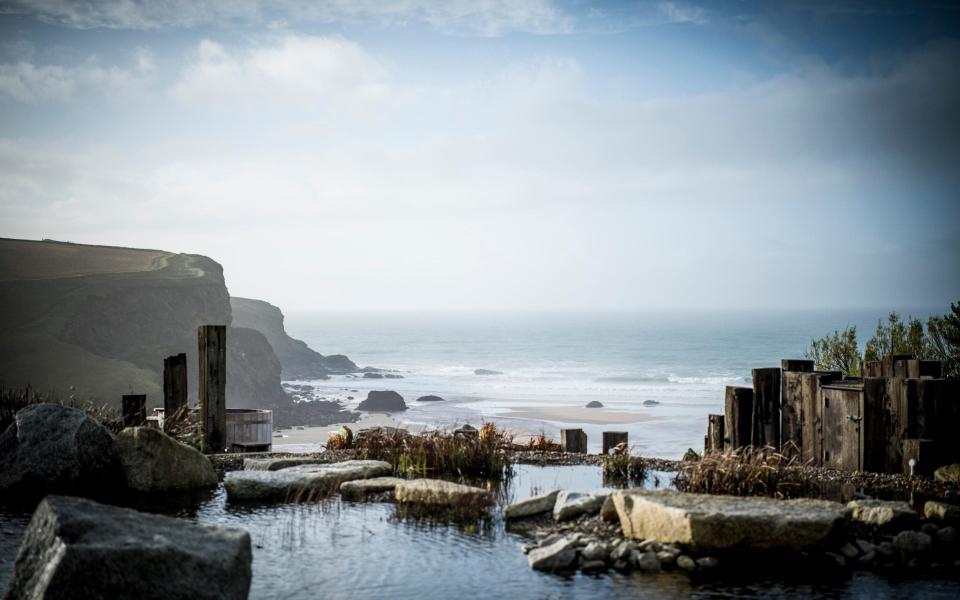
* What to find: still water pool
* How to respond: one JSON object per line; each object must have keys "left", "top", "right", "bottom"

{"left": 2, "top": 465, "right": 959, "bottom": 599}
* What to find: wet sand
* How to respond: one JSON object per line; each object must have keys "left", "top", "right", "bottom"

{"left": 499, "top": 405, "right": 655, "bottom": 425}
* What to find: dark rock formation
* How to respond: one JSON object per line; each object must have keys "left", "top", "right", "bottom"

{"left": 230, "top": 297, "right": 359, "bottom": 379}
{"left": 4, "top": 495, "right": 251, "bottom": 600}
{"left": 0, "top": 404, "right": 122, "bottom": 502}
{"left": 357, "top": 391, "right": 407, "bottom": 412}
{"left": 474, "top": 369, "right": 503, "bottom": 375}
{"left": 585, "top": 401, "right": 603, "bottom": 408}
{"left": 416, "top": 395, "right": 445, "bottom": 402}
{"left": 115, "top": 427, "right": 218, "bottom": 492}
{"left": 363, "top": 372, "right": 384, "bottom": 379}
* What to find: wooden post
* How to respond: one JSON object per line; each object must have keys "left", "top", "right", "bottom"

{"left": 751, "top": 367, "right": 781, "bottom": 449}
{"left": 864, "top": 361, "right": 882, "bottom": 378}
{"left": 163, "top": 353, "right": 188, "bottom": 429}
{"left": 560, "top": 428, "right": 587, "bottom": 453}
{"left": 602, "top": 431, "right": 628, "bottom": 454}
{"left": 706, "top": 414, "right": 724, "bottom": 453}
{"left": 861, "top": 378, "right": 886, "bottom": 473}
{"left": 799, "top": 371, "right": 840, "bottom": 466}
{"left": 902, "top": 438, "right": 936, "bottom": 477}
{"left": 884, "top": 377, "right": 906, "bottom": 473}
{"left": 121, "top": 394, "right": 146, "bottom": 428}
{"left": 780, "top": 360, "right": 813, "bottom": 458}
{"left": 723, "top": 386, "right": 753, "bottom": 450}
{"left": 198, "top": 325, "right": 227, "bottom": 453}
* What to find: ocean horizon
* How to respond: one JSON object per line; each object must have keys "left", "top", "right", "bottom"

{"left": 283, "top": 307, "right": 943, "bottom": 458}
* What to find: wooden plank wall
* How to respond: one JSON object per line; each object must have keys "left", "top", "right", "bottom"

{"left": 751, "top": 368, "right": 781, "bottom": 449}
{"left": 780, "top": 359, "right": 813, "bottom": 459}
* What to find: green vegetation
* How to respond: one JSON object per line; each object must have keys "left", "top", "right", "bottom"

{"left": 602, "top": 453, "right": 646, "bottom": 485}
{"left": 355, "top": 423, "right": 514, "bottom": 479}
{"left": 805, "top": 302, "right": 960, "bottom": 378}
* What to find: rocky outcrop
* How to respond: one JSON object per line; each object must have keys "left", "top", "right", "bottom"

{"left": 553, "top": 490, "right": 610, "bottom": 521}
{"left": 340, "top": 477, "right": 406, "bottom": 500}
{"left": 847, "top": 499, "right": 918, "bottom": 530}
{"left": 505, "top": 490, "right": 560, "bottom": 519}
{"left": 0, "top": 404, "right": 121, "bottom": 501}
{"left": 612, "top": 489, "right": 849, "bottom": 550}
{"left": 224, "top": 460, "right": 392, "bottom": 501}
{"left": 416, "top": 395, "right": 445, "bottom": 402}
{"left": 585, "top": 401, "right": 603, "bottom": 408}
{"left": 474, "top": 369, "right": 503, "bottom": 375}
{"left": 4, "top": 495, "right": 251, "bottom": 600}
{"left": 395, "top": 479, "right": 493, "bottom": 515}
{"left": 115, "top": 427, "right": 218, "bottom": 492}
{"left": 357, "top": 390, "right": 407, "bottom": 412}
{"left": 231, "top": 297, "right": 358, "bottom": 379}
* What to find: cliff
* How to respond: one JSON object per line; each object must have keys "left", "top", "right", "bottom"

{"left": 0, "top": 238, "right": 285, "bottom": 409}
{"left": 230, "top": 297, "right": 358, "bottom": 380}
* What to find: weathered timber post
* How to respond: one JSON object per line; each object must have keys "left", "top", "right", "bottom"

{"left": 861, "top": 378, "right": 886, "bottom": 473}
{"left": 706, "top": 414, "right": 724, "bottom": 453}
{"left": 799, "top": 371, "right": 841, "bottom": 466}
{"left": 902, "top": 438, "right": 936, "bottom": 477}
{"left": 751, "top": 368, "right": 781, "bottom": 449}
{"left": 864, "top": 361, "right": 882, "bottom": 378}
{"left": 602, "top": 431, "right": 628, "bottom": 454}
{"left": 560, "top": 428, "right": 588, "bottom": 453}
{"left": 163, "top": 353, "right": 188, "bottom": 429}
{"left": 723, "top": 386, "right": 753, "bottom": 450}
{"left": 121, "top": 394, "right": 146, "bottom": 428}
{"left": 780, "top": 359, "right": 813, "bottom": 458}
{"left": 198, "top": 325, "right": 227, "bottom": 453}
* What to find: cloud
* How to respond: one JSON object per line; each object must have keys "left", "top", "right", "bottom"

{"left": 0, "top": 58, "right": 149, "bottom": 103}
{"left": 170, "top": 35, "right": 386, "bottom": 109}
{"left": 5, "top": 0, "right": 574, "bottom": 36}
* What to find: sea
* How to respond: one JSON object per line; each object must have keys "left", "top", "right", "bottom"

{"left": 283, "top": 307, "right": 939, "bottom": 458}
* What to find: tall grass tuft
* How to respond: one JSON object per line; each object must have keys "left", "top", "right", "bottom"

{"left": 525, "top": 431, "right": 562, "bottom": 452}
{"left": 673, "top": 446, "right": 821, "bottom": 499}
{"left": 0, "top": 385, "right": 122, "bottom": 433}
{"left": 355, "top": 423, "right": 514, "bottom": 479}
{"left": 602, "top": 453, "right": 647, "bottom": 485}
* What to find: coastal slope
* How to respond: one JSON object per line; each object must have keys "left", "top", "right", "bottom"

{"left": 0, "top": 238, "right": 284, "bottom": 408}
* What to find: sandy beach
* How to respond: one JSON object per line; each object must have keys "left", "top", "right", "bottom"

{"left": 498, "top": 405, "right": 655, "bottom": 425}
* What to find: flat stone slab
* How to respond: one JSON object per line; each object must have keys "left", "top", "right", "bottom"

{"left": 553, "top": 490, "right": 610, "bottom": 521}
{"left": 5, "top": 495, "right": 250, "bottom": 600}
{"left": 340, "top": 477, "right": 406, "bottom": 500}
{"left": 528, "top": 537, "right": 577, "bottom": 572}
{"left": 225, "top": 460, "right": 391, "bottom": 501}
{"left": 847, "top": 499, "right": 918, "bottom": 529}
{"left": 395, "top": 479, "right": 493, "bottom": 511}
{"left": 505, "top": 490, "right": 560, "bottom": 519}
{"left": 116, "top": 427, "right": 217, "bottom": 492}
{"left": 612, "top": 489, "right": 849, "bottom": 550}
{"left": 243, "top": 456, "right": 332, "bottom": 471}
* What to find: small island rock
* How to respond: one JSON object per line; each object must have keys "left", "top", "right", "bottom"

{"left": 585, "top": 401, "right": 604, "bottom": 408}
{"left": 357, "top": 390, "right": 407, "bottom": 412}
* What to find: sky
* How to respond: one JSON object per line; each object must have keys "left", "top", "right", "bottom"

{"left": 0, "top": 0, "right": 958, "bottom": 312}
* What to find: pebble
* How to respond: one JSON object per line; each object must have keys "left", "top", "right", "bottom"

{"left": 894, "top": 531, "right": 932, "bottom": 556}
{"left": 638, "top": 539, "right": 662, "bottom": 553}
{"left": 824, "top": 552, "right": 846, "bottom": 568}
{"left": 656, "top": 550, "right": 676, "bottom": 566}
{"left": 876, "top": 541, "right": 895, "bottom": 557}
{"left": 635, "top": 551, "right": 661, "bottom": 572}
{"left": 921, "top": 523, "right": 939, "bottom": 536}
{"left": 858, "top": 551, "right": 876, "bottom": 566}
{"left": 936, "top": 526, "right": 956, "bottom": 546}
{"left": 581, "top": 541, "right": 610, "bottom": 562}
{"left": 581, "top": 560, "right": 607, "bottom": 573}
{"left": 676, "top": 555, "right": 696, "bottom": 571}
{"left": 840, "top": 543, "right": 859, "bottom": 559}
{"left": 610, "top": 540, "right": 637, "bottom": 562}
{"left": 696, "top": 557, "right": 720, "bottom": 570}
{"left": 856, "top": 539, "right": 876, "bottom": 554}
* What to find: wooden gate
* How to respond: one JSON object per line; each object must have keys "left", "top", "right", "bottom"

{"left": 821, "top": 384, "right": 862, "bottom": 471}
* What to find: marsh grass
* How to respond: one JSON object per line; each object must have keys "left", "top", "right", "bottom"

{"left": 602, "top": 453, "right": 647, "bottom": 486}
{"left": 673, "top": 446, "right": 822, "bottom": 499}
{"left": 0, "top": 384, "right": 122, "bottom": 433}
{"left": 525, "top": 431, "right": 562, "bottom": 452}
{"left": 355, "top": 423, "right": 514, "bottom": 479}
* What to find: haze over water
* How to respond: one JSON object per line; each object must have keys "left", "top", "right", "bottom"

{"left": 287, "top": 307, "right": 939, "bottom": 457}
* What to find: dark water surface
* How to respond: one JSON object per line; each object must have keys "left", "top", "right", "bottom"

{"left": 3, "top": 465, "right": 959, "bottom": 598}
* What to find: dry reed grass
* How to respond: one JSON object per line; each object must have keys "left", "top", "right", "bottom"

{"left": 673, "top": 446, "right": 822, "bottom": 499}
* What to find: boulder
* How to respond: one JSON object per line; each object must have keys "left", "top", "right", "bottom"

{"left": 581, "top": 541, "right": 610, "bottom": 562}
{"left": 474, "top": 369, "right": 503, "bottom": 376}
{"left": 924, "top": 501, "right": 960, "bottom": 523}
{"left": 643, "top": 400, "right": 660, "bottom": 406}
{"left": 585, "top": 401, "right": 603, "bottom": 408}
{"left": 357, "top": 391, "right": 407, "bottom": 412}
{"left": 635, "top": 551, "right": 661, "bottom": 572}
{"left": 454, "top": 424, "right": 479, "bottom": 437}
{"left": 340, "top": 477, "right": 406, "bottom": 500}
{"left": 934, "top": 463, "right": 960, "bottom": 483}
{"left": 224, "top": 460, "right": 392, "bottom": 501}
{"left": 894, "top": 531, "right": 932, "bottom": 557}
{"left": 600, "top": 494, "right": 619, "bottom": 522}
{"left": 362, "top": 372, "right": 384, "bottom": 379}
{"left": 243, "top": 456, "right": 332, "bottom": 471}
{"left": 681, "top": 448, "right": 700, "bottom": 462}
{"left": 527, "top": 537, "right": 577, "bottom": 572}
{"left": 505, "top": 490, "right": 560, "bottom": 519}
{"left": 611, "top": 489, "right": 849, "bottom": 550}
{"left": 4, "top": 495, "right": 250, "bottom": 600}
{"left": 416, "top": 395, "right": 445, "bottom": 402}
{"left": 115, "top": 427, "right": 217, "bottom": 492}
{"left": 0, "top": 404, "right": 121, "bottom": 501}
{"left": 394, "top": 479, "right": 493, "bottom": 515}
{"left": 846, "top": 499, "right": 918, "bottom": 529}
{"left": 553, "top": 490, "right": 610, "bottom": 521}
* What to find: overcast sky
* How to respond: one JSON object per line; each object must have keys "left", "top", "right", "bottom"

{"left": 0, "top": 1, "right": 958, "bottom": 311}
